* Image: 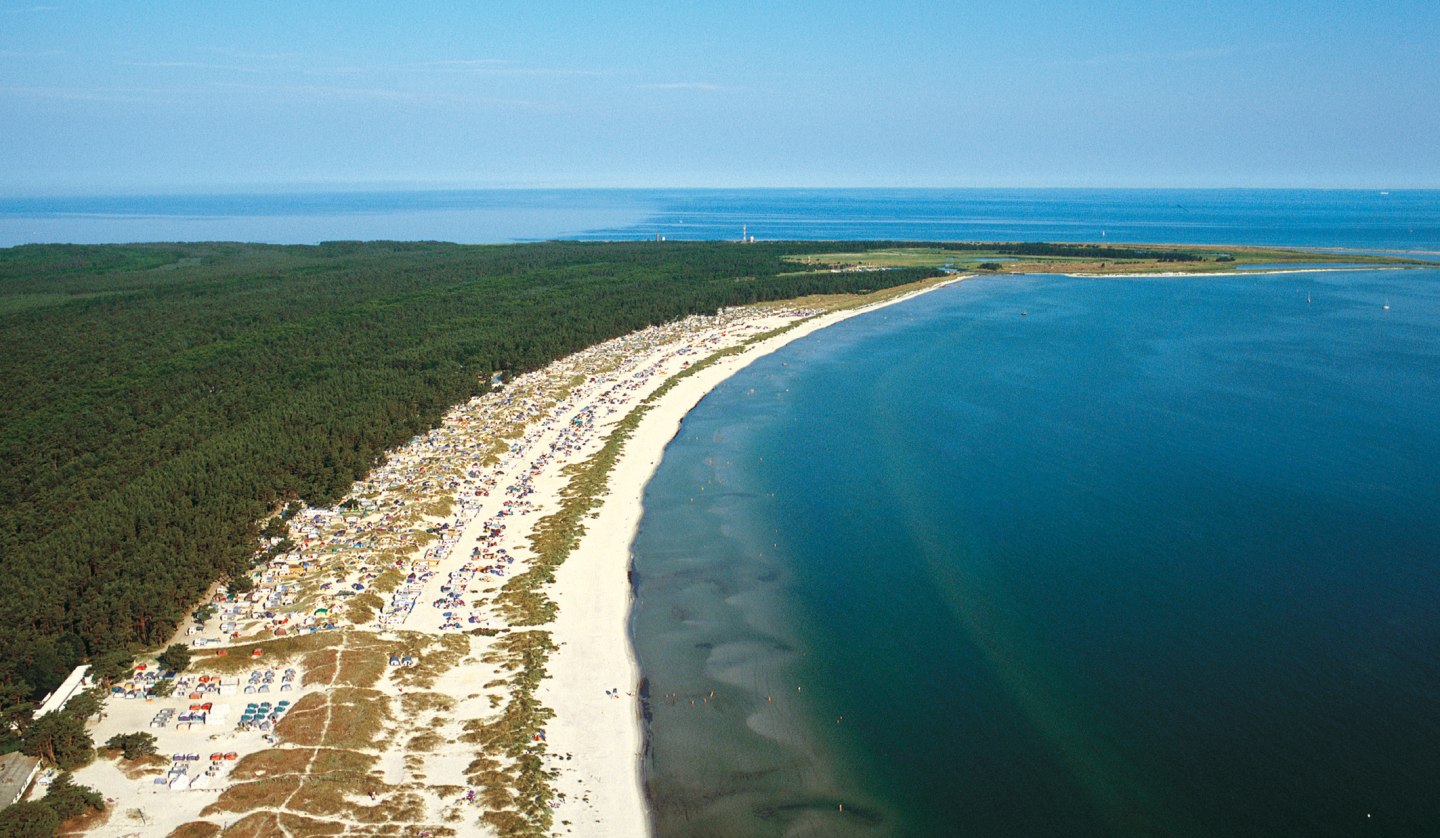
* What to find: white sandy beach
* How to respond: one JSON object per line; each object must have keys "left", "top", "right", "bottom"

{"left": 539, "top": 278, "right": 961, "bottom": 835}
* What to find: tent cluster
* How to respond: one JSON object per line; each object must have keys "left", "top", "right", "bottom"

{"left": 203, "top": 307, "right": 801, "bottom": 642}
{"left": 108, "top": 664, "right": 175, "bottom": 701}
{"left": 156, "top": 750, "right": 239, "bottom": 791}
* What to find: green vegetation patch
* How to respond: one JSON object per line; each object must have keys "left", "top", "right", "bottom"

{"left": 228, "top": 747, "right": 319, "bottom": 780}
{"left": 370, "top": 568, "right": 404, "bottom": 594}
{"left": 335, "top": 645, "right": 389, "bottom": 689}
{"left": 400, "top": 691, "right": 456, "bottom": 716}
{"left": 273, "top": 695, "right": 328, "bottom": 747}
{"left": 461, "top": 630, "right": 559, "bottom": 836}
{"left": 320, "top": 687, "right": 393, "bottom": 751}
{"left": 199, "top": 633, "right": 342, "bottom": 675}
{"left": 407, "top": 730, "right": 446, "bottom": 753}
{"left": 201, "top": 776, "right": 302, "bottom": 815}
{"left": 790, "top": 243, "right": 1421, "bottom": 276}
{"left": 166, "top": 821, "right": 223, "bottom": 838}
{"left": 393, "top": 633, "right": 470, "bottom": 689}
{"left": 344, "top": 591, "right": 387, "bottom": 626}
{"left": 300, "top": 647, "right": 341, "bottom": 686}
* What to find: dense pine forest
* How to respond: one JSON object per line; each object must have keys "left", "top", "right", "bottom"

{"left": 0, "top": 240, "right": 937, "bottom": 732}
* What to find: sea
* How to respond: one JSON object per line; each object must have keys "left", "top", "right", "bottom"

{"left": 631, "top": 265, "right": 1440, "bottom": 837}
{"left": 7, "top": 189, "right": 1439, "bottom": 835}
{"left": 2, "top": 188, "right": 1439, "bottom": 253}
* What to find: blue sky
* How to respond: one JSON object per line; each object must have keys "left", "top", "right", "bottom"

{"left": 2, "top": 0, "right": 1437, "bottom": 193}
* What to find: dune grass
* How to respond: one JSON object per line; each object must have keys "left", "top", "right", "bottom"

{"left": 166, "top": 821, "right": 222, "bottom": 838}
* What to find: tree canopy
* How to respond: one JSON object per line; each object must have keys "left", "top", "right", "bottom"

{"left": 20, "top": 712, "right": 92, "bottom": 770}
{"left": 104, "top": 731, "right": 157, "bottom": 761}
{"left": 156, "top": 645, "right": 191, "bottom": 674}
{"left": 0, "top": 239, "right": 937, "bottom": 725}
{"left": 0, "top": 801, "right": 59, "bottom": 838}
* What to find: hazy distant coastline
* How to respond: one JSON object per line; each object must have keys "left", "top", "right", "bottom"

{"left": 5, "top": 188, "right": 1440, "bottom": 250}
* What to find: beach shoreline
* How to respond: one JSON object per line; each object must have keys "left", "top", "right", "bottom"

{"left": 541, "top": 275, "right": 965, "bottom": 834}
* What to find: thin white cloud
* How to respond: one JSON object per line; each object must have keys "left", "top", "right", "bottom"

{"left": 207, "top": 80, "right": 543, "bottom": 109}
{"left": 202, "top": 48, "right": 307, "bottom": 62}
{"left": 429, "top": 66, "right": 605, "bottom": 77}
{"left": 300, "top": 65, "right": 372, "bottom": 77}
{"left": 0, "top": 84, "right": 176, "bottom": 103}
{"left": 126, "top": 61, "right": 261, "bottom": 73}
{"left": 639, "top": 82, "right": 727, "bottom": 91}
{"left": 491, "top": 67, "right": 606, "bottom": 77}
{"left": 109, "top": 52, "right": 604, "bottom": 83}
{"left": 410, "top": 59, "right": 509, "bottom": 68}
{"left": 398, "top": 59, "right": 606, "bottom": 77}
{"left": 1, "top": 5, "right": 61, "bottom": 13}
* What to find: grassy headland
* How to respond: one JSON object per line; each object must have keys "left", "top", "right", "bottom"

{"left": 787, "top": 242, "right": 1425, "bottom": 275}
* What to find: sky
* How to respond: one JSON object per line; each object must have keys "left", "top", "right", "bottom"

{"left": 2, "top": 0, "right": 1438, "bottom": 193}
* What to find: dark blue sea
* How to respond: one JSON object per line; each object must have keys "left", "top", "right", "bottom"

{"left": 630, "top": 264, "right": 1440, "bottom": 836}
{"left": 3, "top": 188, "right": 1440, "bottom": 253}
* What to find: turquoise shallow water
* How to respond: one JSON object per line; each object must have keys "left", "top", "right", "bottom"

{"left": 632, "top": 268, "right": 1440, "bottom": 836}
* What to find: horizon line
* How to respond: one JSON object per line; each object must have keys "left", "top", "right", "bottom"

{"left": 5, "top": 183, "right": 1439, "bottom": 199}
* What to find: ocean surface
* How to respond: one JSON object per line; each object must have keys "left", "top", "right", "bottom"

{"left": 630, "top": 266, "right": 1440, "bottom": 836}
{"left": 4, "top": 188, "right": 1440, "bottom": 252}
